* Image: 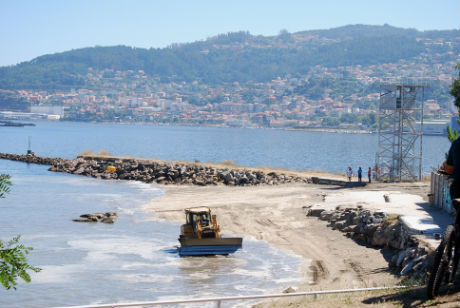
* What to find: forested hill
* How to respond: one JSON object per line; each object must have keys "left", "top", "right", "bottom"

{"left": 0, "top": 24, "right": 458, "bottom": 90}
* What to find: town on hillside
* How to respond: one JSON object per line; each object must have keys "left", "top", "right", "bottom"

{"left": 0, "top": 27, "right": 458, "bottom": 132}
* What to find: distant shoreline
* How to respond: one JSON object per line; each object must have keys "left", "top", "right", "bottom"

{"left": 3, "top": 118, "right": 448, "bottom": 137}
{"left": 285, "top": 127, "right": 375, "bottom": 134}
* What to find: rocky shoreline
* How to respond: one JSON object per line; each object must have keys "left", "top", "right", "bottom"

{"left": 0, "top": 152, "right": 434, "bottom": 281}
{"left": 305, "top": 205, "right": 433, "bottom": 281}
{"left": 0, "top": 152, "right": 64, "bottom": 166}
{"left": 0, "top": 152, "right": 311, "bottom": 186}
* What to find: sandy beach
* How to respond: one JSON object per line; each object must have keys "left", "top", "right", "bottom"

{"left": 143, "top": 180, "right": 431, "bottom": 293}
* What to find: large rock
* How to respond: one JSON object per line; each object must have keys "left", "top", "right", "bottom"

{"left": 306, "top": 208, "right": 325, "bottom": 217}
{"left": 343, "top": 224, "right": 358, "bottom": 233}
{"left": 400, "top": 260, "right": 414, "bottom": 275}
{"left": 101, "top": 217, "right": 115, "bottom": 224}
{"left": 238, "top": 175, "right": 249, "bottom": 185}
{"left": 319, "top": 210, "right": 335, "bottom": 221}
{"left": 73, "top": 212, "right": 118, "bottom": 224}
{"left": 73, "top": 167, "right": 86, "bottom": 175}
{"left": 224, "top": 172, "right": 234, "bottom": 183}
{"left": 105, "top": 212, "right": 118, "bottom": 218}
{"left": 371, "top": 226, "right": 387, "bottom": 246}
{"left": 72, "top": 218, "right": 96, "bottom": 223}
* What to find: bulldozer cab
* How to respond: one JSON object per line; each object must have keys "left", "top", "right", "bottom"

{"left": 185, "top": 207, "right": 211, "bottom": 230}
{"left": 188, "top": 212, "right": 211, "bottom": 230}
{"left": 184, "top": 207, "right": 220, "bottom": 239}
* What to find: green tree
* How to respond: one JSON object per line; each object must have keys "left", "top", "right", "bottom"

{"left": 322, "top": 116, "right": 340, "bottom": 127}
{"left": 447, "top": 64, "right": 460, "bottom": 142}
{"left": 362, "top": 112, "right": 377, "bottom": 127}
{"left": 447, "top": 114, "right": 459, "bottom": 142}
{"left": 340, "top": 113, "right": 358, "bottom": 124}
{"left": 0, "top": 174, "right": 11, "bottom": 198}
{"left": 0, "top": 174, "right": 41, "bottom": 290}
{"left": 450, "top": 63, "right": 460, "bottom": 109}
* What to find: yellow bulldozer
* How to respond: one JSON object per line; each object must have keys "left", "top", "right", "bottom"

{"left": 178, "top": 207, "right": 242, "bottom": 256}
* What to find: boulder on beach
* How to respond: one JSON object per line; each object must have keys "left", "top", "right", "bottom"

{"left": 72, "top": 212, "right": 118, "bottom": 224}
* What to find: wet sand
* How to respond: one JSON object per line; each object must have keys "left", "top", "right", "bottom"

{"left": 143, "top": 181, "right": 430, "bottom": 292}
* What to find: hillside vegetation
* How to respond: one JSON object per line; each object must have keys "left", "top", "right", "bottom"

{"left": 0, "top": 24, "right": 457, "bottom": 90}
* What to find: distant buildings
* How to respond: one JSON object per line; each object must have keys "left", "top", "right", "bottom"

{"left": 0, "top": 33, "right": 457, "bottom": 130}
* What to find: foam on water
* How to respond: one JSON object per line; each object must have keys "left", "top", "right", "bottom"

{"left": 109, "top": 273, "right": 177, "bottom": 284}
{"left": 32, "top": 264, "right": 86, "bottom": 283}
{"left": 68, "top": 236, "right": 164, "bottom": 261}
{"left": 0, "top": 121, "right": 449, "bottom": 307}
{"left": 0, "top": 159, "right": 302, "bottom": 307}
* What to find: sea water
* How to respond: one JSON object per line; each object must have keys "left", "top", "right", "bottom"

{"left": 0, "top": 121, "right": 450, "bottom": 306}
{"left": 0, "top": 121, "right": 449, "bottom": 174}
{"left": 0, "top": 159, "right": 301, "bottom": 307}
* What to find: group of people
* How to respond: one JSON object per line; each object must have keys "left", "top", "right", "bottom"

{"left": 346, "top": 166, "right": 372, "bottom": 183}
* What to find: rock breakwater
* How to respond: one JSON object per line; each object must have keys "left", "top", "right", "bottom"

{"left": 0, "top": 152, "right": 64, "bottom": 165}
{"left": 0, "top": 153, "right": 311, "bottom": 186}
{"left": 50, "top": 156, "right": 312, "bottom": 186}
{"left": 305, "top": 206, "right": 433, "bottom": 281}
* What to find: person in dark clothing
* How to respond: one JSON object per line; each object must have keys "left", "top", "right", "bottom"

{"left": 446, "top": 137, "right": 460, "bottom": 199}
{"left": 357, "top": 167, "right": 362, "bottom": 182}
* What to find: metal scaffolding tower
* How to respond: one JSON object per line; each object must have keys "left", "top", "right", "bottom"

{"left": 377, "top": 79, "right": 428, "bottom": 182}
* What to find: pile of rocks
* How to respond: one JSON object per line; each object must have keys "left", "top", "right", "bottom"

{"left": 48, "top": 156, "right": 311, "bottom": 186}
{"left": 0, "top": 152, "right": 64, "bottom": 166}
{"left": 0, "top": 152, "right": 312, "bottom": 186}
{"left": 72, "top": 212, "right": 118, "bottom": 224}
{"left": 305, "top": 206, "right": 433, "bottom": 280}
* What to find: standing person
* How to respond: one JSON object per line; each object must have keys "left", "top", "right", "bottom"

{"left": 357, "top": 167, "right": 362, "bottom": 182}
{"left": 346, "top": 166, "right": 353, "bottom": 182}
{"left": 446, "top": 137, "right": 460, "bottom": 199}
{"left": 368, "top": 167, "right": 372, "bottom": 183}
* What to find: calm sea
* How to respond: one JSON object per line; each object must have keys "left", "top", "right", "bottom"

{"left": 0, "top": 121, "right": 449, "bottom": 307}
{"left": 0, "top": 121, "right": 449, "bottom": 173}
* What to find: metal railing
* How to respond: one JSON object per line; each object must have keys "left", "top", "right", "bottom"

{"left": 50, "top": 286, "right": 411, "bottom": 308}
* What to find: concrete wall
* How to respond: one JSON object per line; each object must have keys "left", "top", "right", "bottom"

{"left": 430, "top": 172, "right": 454, "bottom": 214}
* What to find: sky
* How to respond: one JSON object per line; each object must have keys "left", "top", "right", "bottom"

{"left": 0, "top": 0, "right": 459, "bottom": 67}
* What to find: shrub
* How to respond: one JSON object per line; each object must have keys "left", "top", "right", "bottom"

{"left": 97, "top": 150, "right": 111, "bottom": 156}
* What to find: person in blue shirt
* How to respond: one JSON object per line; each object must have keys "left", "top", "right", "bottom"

{"left": 357, "top": 167, "right": 362, "bottom": 183}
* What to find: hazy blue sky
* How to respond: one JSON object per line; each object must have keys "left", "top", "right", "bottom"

{"left": 0, "top": 0, "right": 458, "bottom": 66}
